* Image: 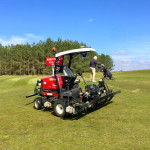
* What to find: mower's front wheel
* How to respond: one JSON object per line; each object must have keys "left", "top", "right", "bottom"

{"left": 53, "top": 100, "right": 66, "bottom": 117}
{"left": 34, "top": 97, "right": 43, "bottom": 110}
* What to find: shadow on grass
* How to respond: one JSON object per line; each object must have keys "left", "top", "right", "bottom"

{"left": 63, "top": 101, "right": 113, "bottom": 120}
{"left": 25, "top": 101, "right": 113, "bottom": 120}
{"left": 25, "top": 101, "right": 34, "bottom": 105}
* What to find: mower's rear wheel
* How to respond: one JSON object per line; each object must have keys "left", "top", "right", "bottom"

{"left": 34, "top": 97, "right": 43, "bottom": 110}
{"left": 53, "top": 100, "right": 66, "bottom": 117}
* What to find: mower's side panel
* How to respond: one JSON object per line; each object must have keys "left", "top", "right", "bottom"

{"left": 41, "top": 76, "right": 65, "bottom": 96}
{"left": 42, "top": 76, "right": 65, "bottom": 89}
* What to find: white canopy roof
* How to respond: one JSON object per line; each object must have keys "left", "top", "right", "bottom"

{"left": 55, "top": 48, "right": 96, "bottom": 57}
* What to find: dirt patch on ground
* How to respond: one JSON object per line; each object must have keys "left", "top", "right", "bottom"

{"left": 132, "top": 89, "right": 140, "bottom": 93}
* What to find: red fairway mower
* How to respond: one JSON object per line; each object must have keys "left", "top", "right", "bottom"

{"left": 26, "top": 48, "right": 121, "bottom": 117}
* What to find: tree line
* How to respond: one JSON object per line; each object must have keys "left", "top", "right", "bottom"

{"left": 0, "top": 38, "right": 114, "bottom": 75}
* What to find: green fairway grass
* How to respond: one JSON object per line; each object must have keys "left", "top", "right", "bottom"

{"left": 0, "top": 70, "right": 150, "bottom": 150}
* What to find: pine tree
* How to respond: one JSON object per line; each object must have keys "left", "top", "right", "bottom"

{"left": 0, "top": 38, "right": 114, "bottom": 75}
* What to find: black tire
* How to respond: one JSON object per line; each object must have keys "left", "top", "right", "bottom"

{"left": 34, "top": 97, "right": 43, "bottom": 110}
{"left": 53, "top": 100, "right": 66, "bottom": 117}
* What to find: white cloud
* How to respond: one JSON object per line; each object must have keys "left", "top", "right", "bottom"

{"left": 111, "top": 49, "right": 150, "bottom": 71}
{"left": 25, "top": 33, "right": 41, "bottom": 39}
{"left": 112, "top": 54, "right": 150, "bottom": 60}
{"left": 0, "top": 33, "right": 42, "bottom": 46}
{"left": 118, "top": 50, "right": 126, "bottom": 55}
{"left": 139, "top": 60, "right": 145, "bottom": 65}
{"left": 88, "top": 18, "right": 94, "bottom": 22}
{"left": 138, "top": 60, "right": 150, "bottom": 66}
{"left": 111, "top": 50, "right": 126, "bottom": 55}
{"left": 0, "top": 36, "right": 27, "bottom": 46}
{"left": 113, "top": 58, "right": 150, "bottom": 71}
{"left": 120, "top": 59, "right": 131, "bottom": 66}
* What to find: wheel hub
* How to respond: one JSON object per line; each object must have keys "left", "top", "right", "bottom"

{"left": 56, "top": 104, "right": 64, "bottom": 114}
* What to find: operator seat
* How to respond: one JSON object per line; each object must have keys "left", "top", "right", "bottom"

{"left": 61, "top": 67, "right": 81, "bottom": 97}
{"left": 63, "top": 67, "right": 74, "bottom": 77}
{"left": 63, "top": 67, "right": 80, "bottom": 85}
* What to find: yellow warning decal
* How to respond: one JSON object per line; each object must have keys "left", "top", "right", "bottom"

{"left": 49, "top": 78, "right": 56, "bottom": 81}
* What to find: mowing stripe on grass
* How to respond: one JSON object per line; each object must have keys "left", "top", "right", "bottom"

{"left": 107, "top": 84, "right": 140, "bottom": 93}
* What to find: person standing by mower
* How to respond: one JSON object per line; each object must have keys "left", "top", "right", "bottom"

{"left": 89, "top": 56, "right": 104, "bottom": 82}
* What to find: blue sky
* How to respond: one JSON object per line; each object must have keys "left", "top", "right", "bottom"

{"left": 0, "top": 0, "right": 150, "bottom": 71}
